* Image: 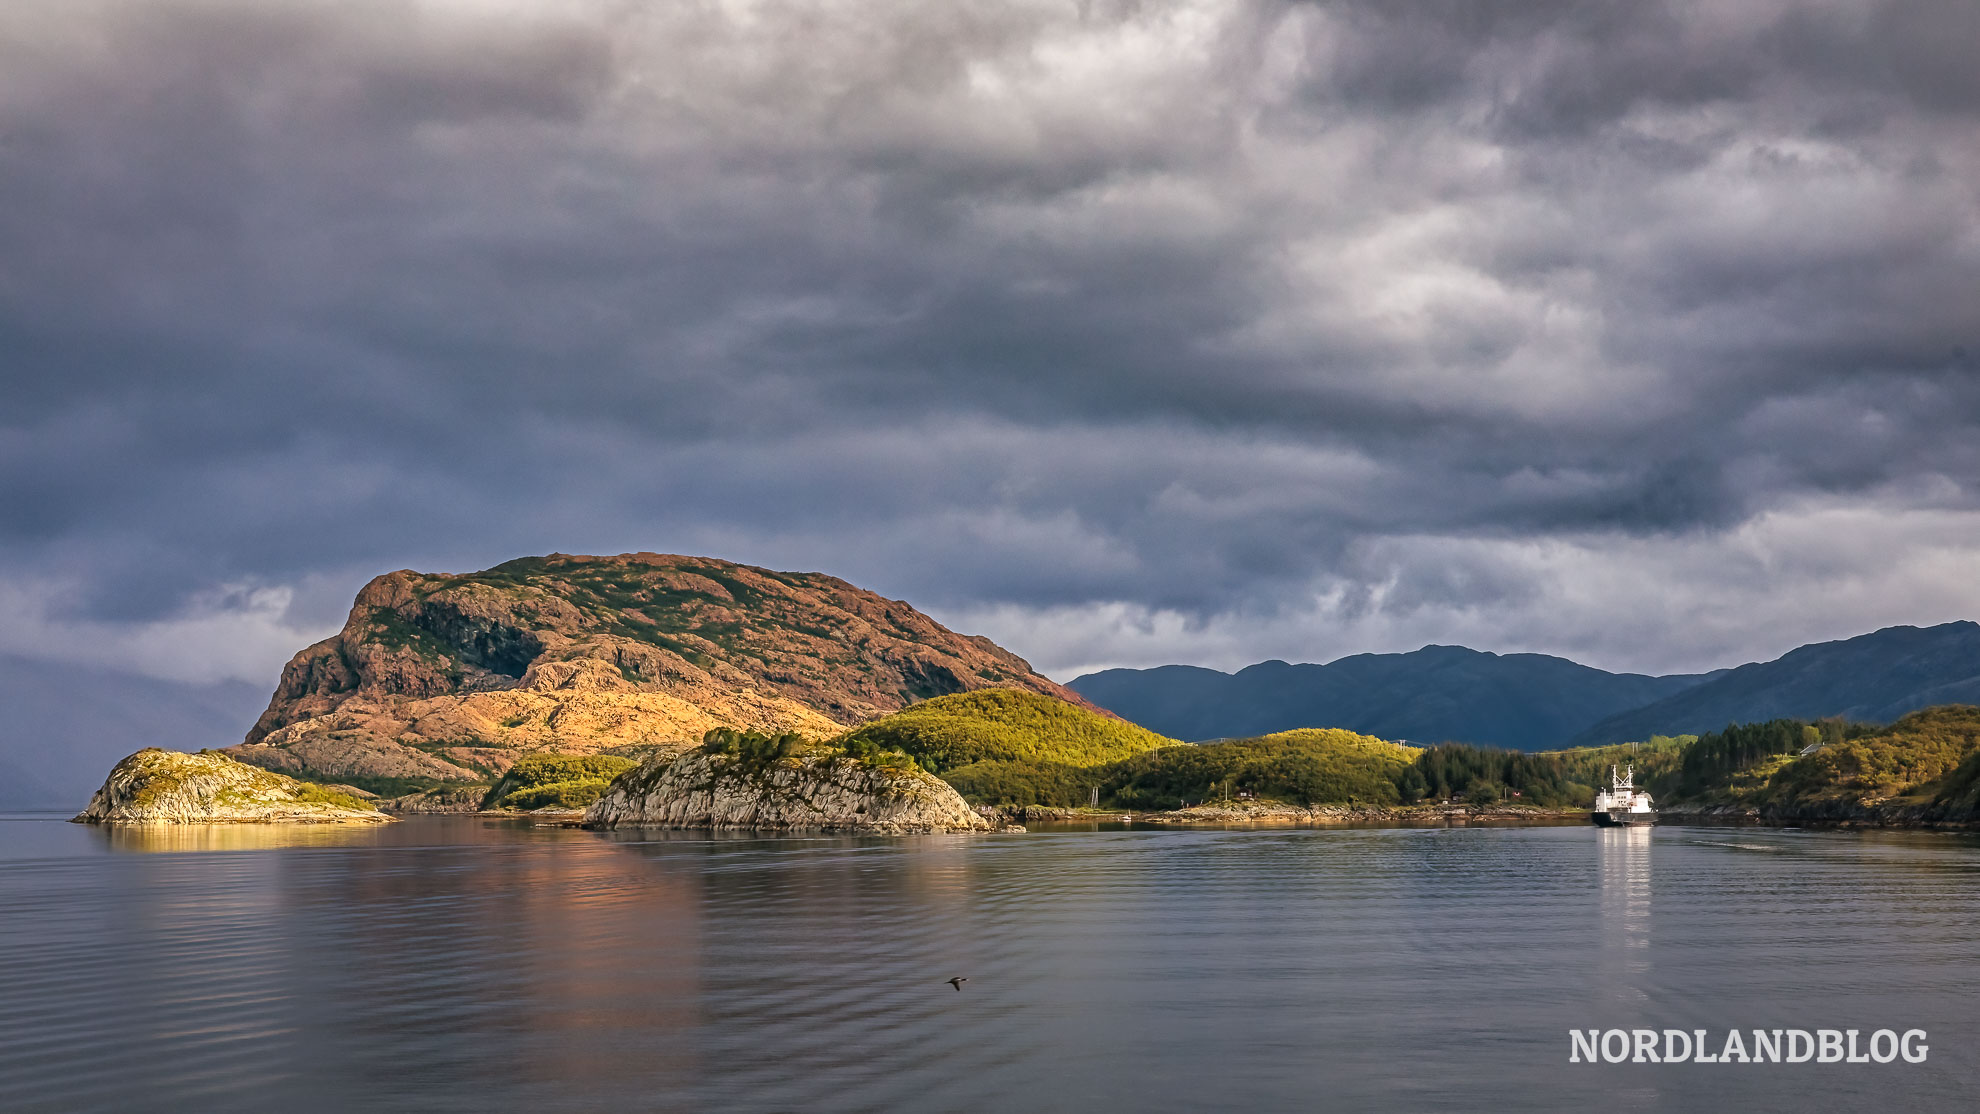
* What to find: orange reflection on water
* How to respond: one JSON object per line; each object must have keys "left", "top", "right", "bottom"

{"left": 91, "top": 821, "right": 399, "bottom": 854}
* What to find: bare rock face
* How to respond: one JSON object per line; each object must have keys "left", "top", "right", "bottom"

{"left": 228, "top": 684, "right": 843, "bottom": 782}
{"left": 226, "top": 553, "right": 1097, "bottom": 784}
{"left": 75, "top": 749, "right": 394, "bottom": 824}
{"left": 584, "top": 750, "right": 994, "bottom": 833}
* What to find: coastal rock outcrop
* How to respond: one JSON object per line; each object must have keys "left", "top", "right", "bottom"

{"left": 75, "top": 749, "right": 393, "bottom": 824}
{"left": 584, "top": 750, "right": 995, "bottom": 833}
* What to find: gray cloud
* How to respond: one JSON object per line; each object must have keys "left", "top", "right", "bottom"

{"left": 1, "top": 0, "right": 1978, "bottom": 699}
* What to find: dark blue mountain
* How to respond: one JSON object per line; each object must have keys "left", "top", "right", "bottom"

{"left": 1071, "top": 645, "right": 1719, "bottom": 750}
{"left": 1074, "top": 622, "right": 1980, "bottom": 751}
{"left": 1566, "top": 622, "right": 1980, "bottom": 746}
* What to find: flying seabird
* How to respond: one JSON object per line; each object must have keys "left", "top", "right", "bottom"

{"left": 947, "top": 977, "right": 968, "bottom": 991}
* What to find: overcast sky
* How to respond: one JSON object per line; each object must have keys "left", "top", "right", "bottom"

{"left": 3, "top": 0, "right": 1978, "bottom": 697}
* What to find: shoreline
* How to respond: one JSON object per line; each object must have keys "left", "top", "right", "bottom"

{"left": 999, "top": 801, "right": 1980, "bottom": 831}
{"left": 1657, "top": 802, "right": 1980, "bottom": 830}
{"left": 394, "top": 801, "right": 1980, "bottom": 832}
{"left": 18, "top": 805, "right": 1980, "bottom": 835}
{"left": 990, "top": 801, "right": 1591, "bottom": 827}
{"left": 115, "top": 789, "right": 1980, "bottom": 833}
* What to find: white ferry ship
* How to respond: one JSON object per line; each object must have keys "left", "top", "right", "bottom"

{"left": 1591, "top": 764, "right": 1655, "bottom": 826}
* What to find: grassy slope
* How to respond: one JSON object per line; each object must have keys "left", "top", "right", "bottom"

{"left": 482, "top": 753, "right": 638, "bottom": 810}
{"left": 851, "top": 693, "right": 1420, "bottom": 810}
{"left": 1102, "top": 729, "right": 1419, "bottom": 810}
{"left": 883, "top": 695, "right": 1980, "bottom": 815}
{"left": 841, "top": 693, "right": 1980, "bottom": 818}
{"left": 1533, "top": 735, "right": 1694, "bottom": 802}
{"left": 1560, "top": 705, "right": 1980, "bottom": 817}
{"left": 1760, "top": 705, "right": 1980, "bottom": 807}
{"left": 1774, "top": 704, "right": 1980, "bottom": 803}
{"left": 835, "top": 689, "right": 1178, "bottom": 772}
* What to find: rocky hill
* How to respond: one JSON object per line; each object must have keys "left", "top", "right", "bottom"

{"left": 225, "top": 553, "right": 1093, "bottom": 785}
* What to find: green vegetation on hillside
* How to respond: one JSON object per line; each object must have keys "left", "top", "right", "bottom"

{"left": 1772, "top": 707, "right": 1980, "bottom": 800}
{"left": 1929, "top": 738, "right": 1980, "bottom": 814}
{"left": 700, "top": 727, "right": 806, "bottom": 761}
{"left": 833, "top": 690, "right": 1980, "bottom": 820}
{"left": 1673, "top": 718, "right": 1836, "bottom": 798}
{"left": 870, "top": 698, "right": 1419, "bottom": 809}
{"left": 939, "top": 759, "right": 1095, "bottom": 807}
{"left": 1662, "top": 706, "right": 1980, "bottom": 808}
{"left": 701, "top": 726, "right": 923, "bottom": 772}
{"left": 290, "top": 773, "right": 466, "bottom": 800}
{"left": 1105, "top": 729, "right": 1418, "bottom": 809}
{"left": 1412, "top": 743, "right": 1580, "bottom": 806}
{"left": 835, "top": 689, "right": 1178, "bottom": 773}
{"left": 1325, "top": 735, "right": 1700, "bottom": 809}
{"left": 482, "top": 753, "right": 638, "bottom": 811}
{"left": 1529, "top": 735, "right": 1693, "bottom": 803}
{"left": 291, "top": 783, "right": 379, "bottom": 812}
{"left": 1402, "top": 714, "right": 1977, "bottom": 814}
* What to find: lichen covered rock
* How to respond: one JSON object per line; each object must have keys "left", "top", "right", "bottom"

{"left": 584, "top": 750, "right": 994, "bottom": 833}
{"left": 75, "top": 749, "right": 394, "bottom": 824}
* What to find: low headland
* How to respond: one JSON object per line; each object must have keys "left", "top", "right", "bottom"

{"left": 75, "top": 748, "right": 393, "bottom": 825}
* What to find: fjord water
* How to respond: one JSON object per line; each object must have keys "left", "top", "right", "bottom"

{"left": 2, "top": 817, "right": 1975, "bottom": 1113}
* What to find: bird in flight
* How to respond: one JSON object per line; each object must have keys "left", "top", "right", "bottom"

{"left": 947, "top": 977, "right": 968, "bottom": 991}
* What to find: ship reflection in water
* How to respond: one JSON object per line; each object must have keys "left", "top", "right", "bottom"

{"left": 1599, "top": 825, "right": 1654, "bottom": 1004}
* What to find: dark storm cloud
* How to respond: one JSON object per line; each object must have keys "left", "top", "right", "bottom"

{"left": 1, "top": 0, "right": 1977, "bottom": 684}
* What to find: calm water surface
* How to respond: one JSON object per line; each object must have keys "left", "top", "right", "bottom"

{"left": 2, "top": 815, "right": 1976, "bottom": 1112}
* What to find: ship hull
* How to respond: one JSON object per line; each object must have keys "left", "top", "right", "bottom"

{"left": 1590, "top": 810, "right": 1655, "bottom": 827}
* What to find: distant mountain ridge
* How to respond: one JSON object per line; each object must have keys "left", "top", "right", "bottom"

{"left": 1070, "top": 622, "right": 1980, "bottom": 751}
{"left": 1071, "top": 646, "right": 1718, "bottom": 749}
{"left": 1566, "top": 621, "right": 1980, "bottom": 746}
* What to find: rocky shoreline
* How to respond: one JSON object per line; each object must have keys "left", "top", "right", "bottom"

{"left": 1658, "top": 801, "right": 1980, "bottom": 829}
{"left": 995, "top": 798, "right": 1980, "bottom": 831}
{"left": 987, "top": 801, "right": 1590, "bottom": 826}
{"left": 364, "top": 797, "right": 1980, "bottom": 832}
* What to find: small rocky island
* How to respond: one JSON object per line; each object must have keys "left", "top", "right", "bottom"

{"left": 585, "top": 746, "right": 995, "bottom": 833}
{"left": 75, "top": 749, "right": 394, "bottom": 824}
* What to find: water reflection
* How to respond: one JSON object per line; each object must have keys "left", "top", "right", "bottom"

{"left": 1597, "top": 825, "right": 1654, "bottom": 1007}
{"left": 267, "top": 823, "right": 708, "bottom": 1109}
{"left": 88, "top": 822, "right": 401, "bottom": 854}
{"left": 4, "top": 820, "right": 1978, "bottom": 1113}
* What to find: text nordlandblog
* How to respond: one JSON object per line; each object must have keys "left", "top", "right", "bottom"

{"left": 1569, "top": 1029, "right": 1927, "bottom": 1064}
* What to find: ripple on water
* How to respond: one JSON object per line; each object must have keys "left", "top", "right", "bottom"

{"left": 2, "top": 820, "right": 1978, "bottom": 1113}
